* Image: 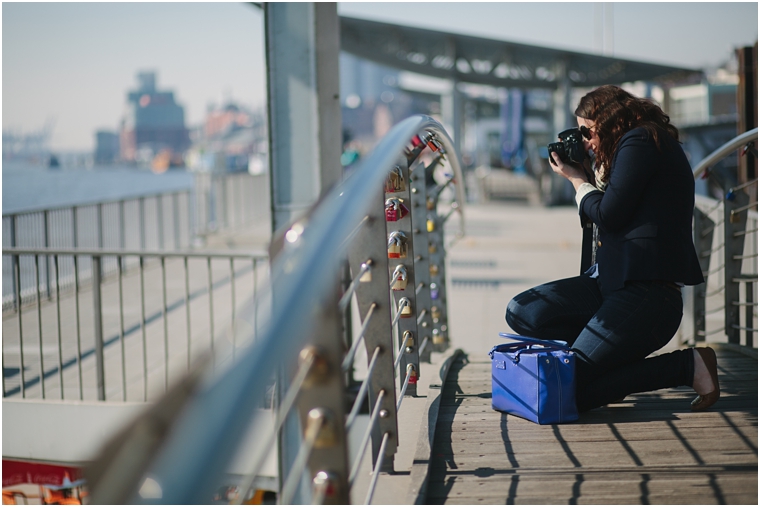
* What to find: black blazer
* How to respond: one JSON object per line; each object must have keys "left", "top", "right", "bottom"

{"left": 579, "top": 127, "right": 704, "bottom": 295}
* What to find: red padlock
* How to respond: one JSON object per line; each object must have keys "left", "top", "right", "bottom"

{"left": 385, "top": 199, "right": 399, "bottom": 221}
{"left": 385, "top": 198, "right": 409, "bottom": 222}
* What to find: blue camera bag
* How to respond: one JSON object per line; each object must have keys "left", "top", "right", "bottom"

{"left": 489, "top": 333, "right": 579, "bottom": 424}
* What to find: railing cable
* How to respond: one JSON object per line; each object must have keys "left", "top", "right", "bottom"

{"left": 363, "top": 432, "right": 390, "bottom": 505}
{"left": 349, "top": 389, "right": 386, "bottom": 487}
{"left": 342, "top": 303, "right": 377, "bottom": 372}
{"left": 346, "top": 347, "right": 381, "bottom": 431}
{"left": 339, "top": 260, "right": 372, "bottom": 312}
{"left": 233, "top": 353, "right": 316, "bottom": 504}
{"left": 280, "top": 409, "right": 325, "bottom": 505}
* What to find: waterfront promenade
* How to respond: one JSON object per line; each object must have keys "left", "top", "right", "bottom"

{"left": 3, "top": 200, "right": 757, "bottom": 504}
{"left": 380, "top": 202, "right": 758, "bottom": 505}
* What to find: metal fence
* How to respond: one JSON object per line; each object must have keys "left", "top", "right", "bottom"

{"left": 2, "top": 247, "right": 270, "bottom": 402}
{"left": 685, "top": 128, "right": 758, "bottom": 347}
{"left": 87, "top": 115, "right": 466, "bottom": 504}
{"left": 2, "top": 172, "right": 270, "bottom": 312}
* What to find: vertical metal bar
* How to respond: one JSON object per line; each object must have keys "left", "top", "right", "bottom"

{"left": 187, "top": 190, "right": 194, "bottom": 247}
{"left": 92, "top": 256, "right": 106, "bottom": 401}
{"left": 15, "top": 255, "right": 25, "bottom": 398}
{"left": 158, "top": 195, "right": 165, "bottom": 250}
{"left": 35, "top": 255, "right": 45, "bottom": 398}
{"left": 724, "top": 186, "right": 749, "bottom": 344}
{"left": 43, "top": 211, "right": 51, "bottom": 300}
{"left": 2, "top": 337, "right": 5, "bottom": 397}
{"left": 97, "top": 203, "right": 104, "bottom": 249}
{"left": 746, "top": 281, "right": 754, "bottom": 347}
{"left": 55, "top": 255, "right": 64, "bottom": 399}
{"left": 119, "top": 200, "right": 126, "bottom": 272}
{"left": 10, "top": 215, "right": 18, "bottom": 310}
{"left": 208, "top": 257, "right": 215, "bottom": 361}
{"left": 140, "top": 256, "right": 148, "bottom": 401}
{"left": 73, "top": 207, "right": 79, "bottom": 249}
{"left": 74, "top": 256, "right": 83, "bottom": 400}
{"left": 139, "top": 197, "right": 146, "bottom": 250}
{"left": 253, "top": 258, "right": 258, "bottom": 340}
{"left": 118, "top": 256, "right": 127, "bottom": 401}
{"left": 230, "top": 258, "right": 236, "bottom": 360}
{"left": 162, "top": 256, "right": 169, "bottom": 392}
{"left": 185, "top": 256, "right": 192, "bottom": 370}
{"left": 173, "top": 193, "right": 180, "bottom": 250}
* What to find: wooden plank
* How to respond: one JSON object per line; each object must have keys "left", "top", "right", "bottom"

{"left": 426, "top": 349, "right": 758, "bottom": 504}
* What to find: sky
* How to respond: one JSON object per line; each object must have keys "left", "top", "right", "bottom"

{"left": 2, "top": 2, "right": 758, "bottom": 152}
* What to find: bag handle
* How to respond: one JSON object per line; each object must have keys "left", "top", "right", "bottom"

{"left": 489, "top": 333, "right": 572, "bottom": 362}
{"left": 498, "top": 332, "right": 569, "bottom": 348}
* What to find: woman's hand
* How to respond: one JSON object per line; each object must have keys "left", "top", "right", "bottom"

{"left": 549, "top": 152, "right": 590, "bottom": 191}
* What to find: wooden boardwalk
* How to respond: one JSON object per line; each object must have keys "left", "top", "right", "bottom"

{"left": 426, "top": 347, "right": 758, "bottom": 505}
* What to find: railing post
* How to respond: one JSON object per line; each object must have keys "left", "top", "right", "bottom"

{"left": 158, "top": 195, "right": 165, "bottom": 250}
{"left": 348, "top": 186, "right": 399, "bottom": 473}
{"left": 92, "top": 255, "right": 106, "bottom": 400}
{"left": 139, "top": 197, "right": 146, "bottom": 250}
{"left": 724, "top": 184, "right": 749, "bottom": 344}
{"left": 409, "top": 158, "right": 434, "bottom": 363}
{"left": 43, "top": 210, "right": 51, "bottom": 300}
{"left": 173, "top": 193, "right": 180, "bottom": 249}
{"left": 10, "top": 215, "right": 18, "bottom": 310}
{"left": 692, "top": 207, "right": 714, "bottom": 343}
{"left": 746, "top": 280, "right": 755, "bottom": 347}
{"left": 287, "top": 281, "right": 351, "bottom": 505}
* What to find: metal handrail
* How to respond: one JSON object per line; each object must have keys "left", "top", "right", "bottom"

{"left": 689, "top": 128, "right": 758, "bottom": 348}
{"left": 1, "top": 189, "right": 192, "bottom": 217}
{"left": 692, "top": 127, "right": 758, "bottom": 179}
{"left": 103, "top": 115, "right": 464, "bottom": 504}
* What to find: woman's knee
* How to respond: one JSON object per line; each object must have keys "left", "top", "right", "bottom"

{"left": 505, "top": 293, "right": 535, "bottom": 335}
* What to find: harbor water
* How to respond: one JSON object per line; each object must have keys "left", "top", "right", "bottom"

{"left": 3, "top": 163, "right": 195, "bottom": 214}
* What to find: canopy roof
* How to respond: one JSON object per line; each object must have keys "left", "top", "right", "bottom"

{"left": 340, "top": 17, "right": 702, "bottom": 89}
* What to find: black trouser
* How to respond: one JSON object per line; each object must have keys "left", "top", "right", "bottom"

{"left": 506, "top": 275, "right": 694, "bottom": 412}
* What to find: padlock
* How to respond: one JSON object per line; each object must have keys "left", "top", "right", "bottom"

{"left": 426, "top": 197, "right": 435, "bottom": 210}
{"left": 391, "top": 264, "right": 408, "bottom": 291}
{"left": 385, "top": 198, "right": 400, "bottom": 221}
{"left": 408, "top": 364, "right": 418, "bottom": 384}
{"left": 387, "top": 231, "right": 408, "bottom": 259}
{"left": 432, "top": 328, "right": 445, "bottom": 345}
{"left": 431, "top": 305, "right": 441, "bottom": 321}
{"left": 428, "top": 243, "right": 437, "bottom": 254}
{"left": 430, "top": 282, "right": 439, "bottom": 300}
{"left": 427, "top": 218, "right": 435, "bottom": 232}
{"left": 429, "top": 264, "right": 439, "bottom": 277}
{"left": 384, "top": 166, "right": 406, "bottom": 193}
{"left": 385, "top": 198, "right": 409, "bottom": 222}
{"left": 400, "top": 297, "right": 413, "bottom": 318}
{"left": 730, "top": 211, "right": 740, "bottom": 224}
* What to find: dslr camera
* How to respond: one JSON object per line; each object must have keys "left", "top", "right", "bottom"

{"left": 547, "top": 128, "right": 587, "bottom": 166}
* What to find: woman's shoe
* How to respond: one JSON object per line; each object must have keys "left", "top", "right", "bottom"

{"left": 691, "top": 347, "right": 720, "bottom": 411}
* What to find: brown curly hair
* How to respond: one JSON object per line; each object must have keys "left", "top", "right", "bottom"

{"left": 574, "top": 85, "right": 679, "bottom": 182}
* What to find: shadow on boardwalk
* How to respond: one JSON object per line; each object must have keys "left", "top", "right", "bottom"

{"left": 427, "top": 348, "right": 758, "bottom": 505}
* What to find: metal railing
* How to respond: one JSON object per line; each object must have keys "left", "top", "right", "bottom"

{"left": 1, "top": 247, "right": 270, "bottom": 402}
{"left": 686, "top": 128, "right": 758, "bottom": 347}
{"left": 2, "top": 172, "right": 270, "bottom": 312}
{"left": 87, "top": 115, "right": 465, "bottom": 504}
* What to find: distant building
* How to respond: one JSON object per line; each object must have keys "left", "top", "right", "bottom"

{"left": 186, "top": 102, "right": 267, "bottom": 173}
{"left": 119, "top": 71, "right": 190, "bottom": 163}
{"left": 94, "top": 130, "right": 120, "bottom": 164}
